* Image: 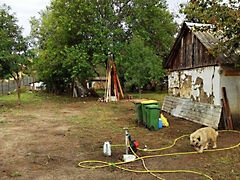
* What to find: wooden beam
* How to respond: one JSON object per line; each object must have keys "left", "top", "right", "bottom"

{"left": 224, "top": 71, "right": 240, "bottom": 76}
{"left": 221, "top": 87, "right": 233, "bottom": 130}
{"left": 104, "top": 64, "right": 109, "bottom": 101}
{"left": 116, "top": 74, "right": 124, "bottom": 99}
{"left": 107, "top": 63, "right": 111, "bottom": 102}
{"left": 236, "top": 86, "right": 240, "bottom": 122}
{"left": 112, "top": 63, "right": 119, "bottom": 101}
{"left": 221, "top": 99, "right": 228, "bottom": 130}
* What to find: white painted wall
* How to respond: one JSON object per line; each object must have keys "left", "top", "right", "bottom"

{"left": 220, "top": 70, "right": 240, "bottom": 128}
{"left": 168, "top": 66, "right": 221, "bottom": 105}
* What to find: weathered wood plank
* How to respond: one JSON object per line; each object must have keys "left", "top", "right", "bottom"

{"left": 224, "top": 71, "right": 240, "bottom": 76}
{"left": 222, "top": 87, "right": 233, "bottom": 130}
{"left": 162, "top": 96, "right": 222, "bottom": 129}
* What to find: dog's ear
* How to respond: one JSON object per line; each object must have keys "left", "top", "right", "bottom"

{"left": 197, "top": 137, "right": 201, "bottom": 141}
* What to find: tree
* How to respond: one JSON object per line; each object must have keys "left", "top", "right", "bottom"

{"left": 31, "top": 0, "right": 177, "bottom": 94}
{"left": 31, "top": 1, "right": 125, "bottom": 94}
{"left": 119, "top": 36, "right": 166, "bottom": 96}
{"left": 180, "top": 0, "right": 240, "bottom": 63}
{"left": 0, "top": 4, "right": 28, "bottom": 105}
{"left": 125, "top": 0, "right": 177, "bottom": 56}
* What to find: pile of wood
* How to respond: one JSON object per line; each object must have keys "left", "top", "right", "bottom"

{"left": 104, "top": 57, "right": 124, "bottom": 102}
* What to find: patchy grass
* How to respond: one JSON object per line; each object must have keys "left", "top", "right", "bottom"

{"left": 34, "top": 92, "right": 76, "bottom": 104}
{"left": 1, "top": 91, "right": 240, "bottom": 180}
{"left": 215, "top": 156, "right": 234, "bottom": 165}
{"left": 214, "top": 153, "right": 240, "bottom": 165}
{"left": 66, "top": 101, "right": 135, "bottom": 141}
{"left": 10, "top": 109, "right": 25, "bottom": 115}
{"left": 231, "top": 169, "right": 240, "bottom": 179}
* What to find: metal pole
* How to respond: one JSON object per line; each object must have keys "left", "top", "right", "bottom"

{"left": 123, "top": 127, "right": 128, "bottom": 155}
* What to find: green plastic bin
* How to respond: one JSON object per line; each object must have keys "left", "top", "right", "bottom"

{"left": 146, "top": 105, "right": 161, "bottom": 131}
{"left": 141, "top": 100, "right": 158, "bottom": 125}
{"left": 134, "top": 102, "right": 143, "bottom": 123}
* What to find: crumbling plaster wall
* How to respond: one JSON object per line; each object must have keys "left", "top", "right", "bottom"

{"left": 168, "top": 66, "right": 221, "bottom": 105}
{"left": 220, "top": 67, "right": 240, "bottom": 128}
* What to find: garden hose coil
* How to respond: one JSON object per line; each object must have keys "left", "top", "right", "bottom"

{"left": 78, "top": 130, "right": 240, "bottom": 180}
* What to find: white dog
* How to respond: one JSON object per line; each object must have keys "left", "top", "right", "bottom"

{"left": 190, "top": 127, "right": 218, "bottom": 153}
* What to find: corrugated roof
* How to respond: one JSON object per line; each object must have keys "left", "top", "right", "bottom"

{"left": 194, "top": 31, "right": 219, "bottom": 50}
{"left": 185, "top": 22, "right": 219, "bottom": 51}
{"left": 164, "top": 22, "right": 237, "bottom": 69}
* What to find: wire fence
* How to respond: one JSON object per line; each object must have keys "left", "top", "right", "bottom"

{"left": 0, "top": 77, "right": 33, "bottom": 94}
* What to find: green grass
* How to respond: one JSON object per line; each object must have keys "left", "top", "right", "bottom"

{"left": 231, "top": 169, "right": 240, "bottom": 177}
{"left": 10, "top": 173, "right": 21, "bottom": 177}
{"left": 30, "top": 152, "right": 38, "bottom": 158}
{"left": 96, "top": 90, "right": 167, "bottom": 105}
{"left": 0, "top": 92, "right": 43, "bottom": 113}
{"left": 0, "top": 120, "right": 8, "bottom": 124}
{"left": 0, "top": 91, "right": 78, "bottom": 114}
{"left": 33, "top": 92, "right": 76, "bottom": 104}
{"left": 0, "top": 92, "right": 41, "bottom": 105}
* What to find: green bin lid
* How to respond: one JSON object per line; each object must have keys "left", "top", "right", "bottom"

{"left": 141, "top": 100, "right": 158, "bottom": 104}
{"left": 146, "top": 105, "right": 161, "bottom": 109}
{"left": 134, "top": 102, "right": 141, "bottom": 104}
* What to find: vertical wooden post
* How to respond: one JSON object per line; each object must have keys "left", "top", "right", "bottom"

{"left": 112, "top": 63, "right": 119, "bottom": 100}
{"left": 104, "top": 57, "right": 123, "bottom": 102}
{"left": 105, "top": 63, "right": 109, "bottom": 102}
{"left": 236, "top": 86, "right": 240, "bottom": 122}
{"left": 222, "top": 87, "right": 233, "bottom": 130}
{"left": 221, "top": 99, "right": 228, "bottom": 130}
{"left": 116, "top": 75, "right": 124, "bottom": 99}
{"left": 107, "top": 61, "right": 111, "bottom": 102}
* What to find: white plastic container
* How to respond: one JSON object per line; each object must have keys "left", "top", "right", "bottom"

{"left": 123, "top": 154, "right": 136, "bottom": 162}
{"left": 111, "top": 96, "right": 117, "bottom": 101}
{"left": 103, "top": 141, "right": 111, "bottom": 156}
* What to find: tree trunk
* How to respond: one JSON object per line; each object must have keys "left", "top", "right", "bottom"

{"left": 32, "top": 72, "right": 35, "bottom": 91}
{"left": 138, "top": 83, "right": 142, "bottom": 99}
{"left": 16, "top": 78, "right": 21, "bottom": 105}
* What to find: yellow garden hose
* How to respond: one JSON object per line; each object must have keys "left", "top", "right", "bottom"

{"left": 78, "top": 130, "right": 240, "bottom": 180}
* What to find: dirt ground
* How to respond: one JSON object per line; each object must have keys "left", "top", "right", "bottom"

{"left": 0, "top": 93, "right": 240, "bottom": 180}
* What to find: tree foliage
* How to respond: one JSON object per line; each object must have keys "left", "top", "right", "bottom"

{"left": 119, "top": 36, "right": 166, "bottom": 93}
{"left": 180, "top": 0, "right": 240, "bottom": 63}
{"left": 125, "top": 0, "right": 177, "bottom": 56}
{"left": 0, "top": 4, "right": 28, "bottom": 104}
{"left": 31, "top": 0, "right": 177, "bottom": 94}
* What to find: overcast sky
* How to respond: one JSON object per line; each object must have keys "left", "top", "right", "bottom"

{"left": 1, "top": 0, "right": 188, "bottom": 37}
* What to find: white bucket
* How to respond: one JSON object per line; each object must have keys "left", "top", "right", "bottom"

{"left": 103, "top": 141, "right": 111, "bottom": 156}
{"left": 123, "top": 154, "right": 136, "bottom": 162}
{"left": 110, "top": 96, "right": 117, "bottom": 101}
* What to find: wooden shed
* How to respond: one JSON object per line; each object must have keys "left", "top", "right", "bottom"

{"left": 163, "top": 22, "right": 240, "bottom": 129}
